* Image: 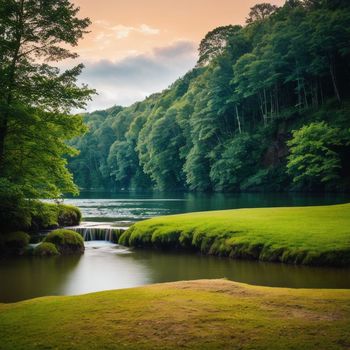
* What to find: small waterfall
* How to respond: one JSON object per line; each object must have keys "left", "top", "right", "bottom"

{"left": 69, "top": 225, "right": 127, "bottom": 243}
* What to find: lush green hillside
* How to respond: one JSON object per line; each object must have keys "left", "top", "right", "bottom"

{"left": 119, "top": 203, "right": 350, "bottom": 266}
{"left": 1, "top": 279, "right": 350, "bottom": 350}
{"left": 69, "top": 1, "right": 350, "bottom": 192}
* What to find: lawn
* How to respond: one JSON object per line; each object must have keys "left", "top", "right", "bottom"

{"left": 119, "top": 203, "right": 350, "bottom": 266}
{"left": 0, "top": 279, "right": 350, "bottom": 349}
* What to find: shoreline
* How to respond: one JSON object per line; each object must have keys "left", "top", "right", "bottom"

{"left": 119, "top": 203, "right": 350, "bottom": 267}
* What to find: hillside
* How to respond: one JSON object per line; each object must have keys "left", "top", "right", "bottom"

{"left": 69, "top": 1, "right": 350, "bottom": 192}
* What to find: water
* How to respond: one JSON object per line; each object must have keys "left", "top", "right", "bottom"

{"left": 64, "top": 191, "right": 350, "bottom": 223}
{"left": 1, "top": 192, "right": 349, "bottom": 303}
{"left": 0, "top": 241, "right": 350, "bottom": 303}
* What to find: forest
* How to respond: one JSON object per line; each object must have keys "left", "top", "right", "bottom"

{"left": 68, "top": 0, "right": 350, "bottom": 193}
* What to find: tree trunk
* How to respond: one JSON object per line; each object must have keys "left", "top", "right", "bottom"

{"left": 258, "top": 91, "right": 266, "bottom": 126}
{"left": 235, "top": 105, "right": 242, "bottom": 134}
{"left": 263, "top": 88, "right": 268, "bottom": 123}
{"left": 329, "top": 58, "right": 341, "bottom": 102}
{"left": 275, "top": 83, "right": 279, "bottom": 116}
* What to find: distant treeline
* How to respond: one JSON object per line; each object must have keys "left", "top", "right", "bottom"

{"left": 69, "top": 0, "right": 350, "bottom": 192}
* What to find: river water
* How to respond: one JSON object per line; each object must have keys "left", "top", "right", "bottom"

{"left": 0, "top": 192, "right": 349, "bottom": 302}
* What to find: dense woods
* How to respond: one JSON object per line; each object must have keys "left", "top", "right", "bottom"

{"left": 69, "top": 0, "right": 350, "bottom": 193}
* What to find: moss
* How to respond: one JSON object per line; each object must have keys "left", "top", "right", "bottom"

{"left": 0, "top": 231, "right": 30, "bottom": 256}
{"left": 0, "top": 199, "right": 82, "bottom": 233}
{"left": 57, "top": 205, "right": 82, "bottom": 227}
{"left": 1, "top": 279, "right": 350, "bottom": 350}
{"left": 119, "top": 204, "right": 350, "bottom": 267}
{"left": 30, "top": 202, "right": 82, "bottom": 231}
{"left": 33, "top": 242, "right": 60, "bottom": 257}
{"left": 44, "top": 229, "right": 84, "bottom": 255}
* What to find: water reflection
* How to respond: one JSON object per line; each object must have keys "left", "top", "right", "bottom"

{"left": 63, "top": 192, "right": 350, "bottom": 222}
{"left": 61, "top": 242, "right": 150, "bottom": 295}
{"left": 0, "top": 254, "right": 81, "bottom": 302}
{"left": 125, "top": 250, "right": 350, "bottom": 289}
{"left": 1, "top": 242, "right": 349, "bottom": 303}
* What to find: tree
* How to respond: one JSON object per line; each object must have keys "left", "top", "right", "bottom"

{"left": 197, "top": 25, "right": 241, "bottom": 67}
{"left": 210, "top": 134, "right": 261, "bottom": 191}
{"left": 0, "top": 0, "right": 94, "bottom": 198}
{"left": 287, "top": 122, "right": 350, "bottom": 188}
{"left": 246, "top": 3, "right": 279, "bottom": 24}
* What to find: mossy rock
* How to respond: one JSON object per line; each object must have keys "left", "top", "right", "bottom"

{"left": 44, "top": 229, "right": 84, "bottom": 255}
{"left": 57, "top": 205, "right": 82, "bottom": 227}
{"left": 33, "top": 242, "right": 60, "bottom": 257}
{"left": 0, "top": 231, "right": 30, "bottom": 256}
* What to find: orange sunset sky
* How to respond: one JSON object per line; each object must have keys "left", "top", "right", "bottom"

{"left": 71, "top": 0, "right": 285, "bottom": 111}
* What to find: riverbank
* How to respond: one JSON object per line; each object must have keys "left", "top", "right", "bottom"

{"left": 0, "top": 279, "right": 349, "bottom": 349}
{"left": 119, "top": 203, "right": 350, "bottom": 266}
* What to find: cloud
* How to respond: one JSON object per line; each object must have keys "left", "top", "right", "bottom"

{"left": 138, "top": 24, "right": 160, "bottom": 35}
{"left": 94, "top": 21, "right": 160, "bottom": 41}
{"left": 78, "top": 41, "right": 198, "bottom": 111}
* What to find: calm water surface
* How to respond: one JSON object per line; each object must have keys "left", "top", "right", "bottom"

{"left": 1, "top": 192, "right": 349, "bottom": 302}
{"left": 64, "top": 191, "right": 350, "bottom": 222}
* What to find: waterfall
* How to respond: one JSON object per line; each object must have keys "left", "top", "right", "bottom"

{"left": 69, "top": 226, "right": 127, "bottom": 242}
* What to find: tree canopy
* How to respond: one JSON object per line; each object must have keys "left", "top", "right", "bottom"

{"left": 0, "top": 0, "right": 94, "bottom": 199}
{"left": 69, "top": 0, "right": 350, "bottom": 193}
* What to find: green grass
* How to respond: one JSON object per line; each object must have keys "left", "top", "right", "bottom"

{"left": 0, "top": 279, "right": 350, "bottom": 349}
{"left": 120, "top": 203, "right": 350, "bottom": 266}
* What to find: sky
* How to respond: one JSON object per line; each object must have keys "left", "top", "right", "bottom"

{"left": 71, "top": 0, "right": 285, "bottom": 111}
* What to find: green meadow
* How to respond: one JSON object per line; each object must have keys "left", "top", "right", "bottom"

{"left": 119, "top": 204, "right": 350, "bottom": 266}
{"left": 1, "top": 280, "right": 350, "bottom": 350}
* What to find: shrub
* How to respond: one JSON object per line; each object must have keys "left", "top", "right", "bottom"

{"left": 30, "top": 201, "right": 60, "bottom": 230}
{"left": 0, "top": 193, "right": 82, "bottom": 233}
{"left": 0, "top": 179, "right": 31, "bottom": 231}
{"left": 44, "top": 229, "right": 84, "bottom": 255}
{"left": 33, "top": 242, "right": 60, "bottom": 257}
{"left": 0, "top": 231, "right": 30, "bottom": 256}
{"left": 31, "top": 202, "right": 82, "bottom": 230}
{"left": 57, "top": 205, "right": 82, "bottom": 227}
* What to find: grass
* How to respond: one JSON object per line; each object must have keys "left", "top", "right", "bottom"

{"left": 0, "top": 279, "right": 350, "bottom": 349}
{"left": 119, "top": 203, "right": 350, "bottom": 266}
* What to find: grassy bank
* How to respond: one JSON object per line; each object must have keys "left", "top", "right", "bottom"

{"left": 0, "top": 280, "right": 350, "bottom": 349}
{"left": 119, "top": 204, "right": 350, "bottom": 266}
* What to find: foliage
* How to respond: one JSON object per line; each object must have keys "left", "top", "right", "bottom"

{"left": 0, "top": 0, "right": 94, "bottom": 229}
{"left": 120, "top": 204, "right": 350, "bottom": 266}
{"left": 287, "top": 122, "right": 350, "bottom": 189}
{"left": 246, "top": 3, "right": 279, "bottom": 23}
{"left": 69, "top": 1, "right": 350, "bottom": 193}
{"left": 210, "top": 133, "right": 262, "bottom": 191}
{"left": 197, "top": 25, "right": 242, "bottom": 66}
{"left": 0, "top": 231, "right": 30, "bottom": 255}
{"left": 33, "top": 242, "right": 60, "bottom": 257}
{"left": 44, "top": 229, "right": 84, "bottom": 254}
{"left": 0, "top": 178, "right": 31, "bottom": 231}
{"left": 0, "top": 0, "right": 94, "bottom": 197}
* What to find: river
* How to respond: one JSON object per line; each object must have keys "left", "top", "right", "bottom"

{"left": 0, "top": 192, "right": 349, "bottom": 302}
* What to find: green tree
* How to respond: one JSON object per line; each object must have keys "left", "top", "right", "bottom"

{"left": 287, "top": 122, "right": 350, "bottom": 188}
{"left": 0, "top": 0, "right": 94, "bottom": 198}
{"left": 197, "top": 25, "right": 241, "bottom": 67}
{"left": 246, "top": 3, "right": 279, "bottom": 24}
